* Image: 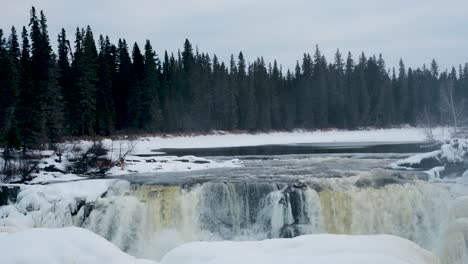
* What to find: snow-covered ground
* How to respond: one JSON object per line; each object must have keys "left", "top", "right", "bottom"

{"left": 130, "top": 127, "right": 449, "bottom": 151}
{"left": 0, "top": 227, "right": 157, "bottom": 264}
{"left": 0, "top": 179, "right": 119, "bottom": 230}
{"left": 26, "top": 127, "right": 445, "bottom": 181}
{"left": 162, "top": 234, "right": 439, "bottom": 264}
{"left": 0, "top": 227, "right": 438, "bottom": 264}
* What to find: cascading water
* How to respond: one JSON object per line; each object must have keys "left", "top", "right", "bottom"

{"left": 66, "top": 179, "right": 453, "bottom": 261}
{"left": 3, "top": 154, "right": 467, "bottom": 263}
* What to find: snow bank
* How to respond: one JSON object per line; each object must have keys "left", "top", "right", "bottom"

{"left": 0, "top": 227, "right": 439, "bottom": 264}
{"left": 0, "top": 179, "right": 119, "bottom": 230}
{"left": 133, "top": 127, "right": 444, "bottom": 151}
{"left": 392, "top": 138, "right": 468, "bottom": 180}
{"left": 161, "top": 234, "right": 439, "bottom": 264}
{"left": 107, "top": 155, "right": 242, "bottom": 176}
{"left": 440, "top": 138, "right": 468, "bottom": 163}
{"left": 0, "top": 227, "right": 157, "bottom": 264}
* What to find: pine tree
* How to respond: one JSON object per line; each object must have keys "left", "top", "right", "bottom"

{"left": 70, "top": 27, "right": 98, "bottom": 135}
{"left": 237, "top": 52, "right": 253, "bottom": 130}
{"left": 297, "top": 53, "right": 314, "bottom": 128}
{"left": 28, "top": 7, "right": 49, "bottom": 146}
{"left": 128, "top": 42, "right": 144, "bottom": 129}
{"left": 356, "top": 52, "right": 369, "bottom": 125}
{"left": 57, "top": 29, "right": 72, "bottom": 132}
{"left": 227, "top": 54, "right": 239, "bottom": 130}
{"left": 344, "top": 52, "right": 358, "bottom": 128}
{"left": 270, "top": 60, "right": 282, "bottom": 129}
{"left": 44, "top": 53, "right": 64, "bottom": 145}
{"left": 16, "top": 27, "right": 37, "bottom": 149}
{"left": 95, "top": 35, "right": 115, "bottom": 135}
{"left": 396, "top": 59, "right": 408, "bottom": 123}
{"left": 0, "top": 27, "right": 21, "bottom": 149}
{"left": 141, "top": 40, "right": 163, "bottom": 131}
{"left": 114, "top": 39, "right": 133, "bottom": 130}
{"left": 312, "top": 46, "right": 328, "bottom": 127}
{"left": 328, "top": 49, "right": 345, "bottom": 128}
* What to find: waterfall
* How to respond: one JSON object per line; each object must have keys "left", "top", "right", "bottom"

{"left": 2, "top": 178, "right": 463, "bottom": 262}
{"left": 70, "top": 180, "right": 452, "bottom": 260}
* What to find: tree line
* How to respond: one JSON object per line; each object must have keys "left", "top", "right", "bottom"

{"left": 1, "top": 7, "right": 468, "bottom": 150}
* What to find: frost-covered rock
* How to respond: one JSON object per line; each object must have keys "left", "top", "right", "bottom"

{"left": 393, "top": 138, "right": 468, "bottom": 179}
{"left": 0, "top": 180, "right": 119, "bottom": 230}
{"left": 393, "top": 150, "right": 442, "bottom": 170}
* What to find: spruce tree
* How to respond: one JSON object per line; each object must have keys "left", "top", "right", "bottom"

{"left": 396, "top": 59, "right": 408, "bottom": 123}
{"left": 114, "top": 39, "right": 133, "bottom": 130}
{"left": 70, "top": 27, "right": 98, "bottom": 135}
{"left": 344, "top": 52, "right": 358, "bottom": 128}
{"left": 141, "top": 40, "right": 163, "bottom": 131}
{"left": 227, "top": 54, "right": 239, "bottom": 130}
{"left": 95, "top": 35, "right": 115, "bottom": 135}
{"left": 57, "top": 28, "right": 72, "bottom": 134}
{"left": 0, "top": 27, "right": 21, "bottom": 149}
{"left": 128, "top": 42, "right": 144, "bottom": 128}
{"left": 44, "top": 53, "right": 64, "bottom": 145}
{"left": 16, "top": 27, "right": 37, "bottom": 149}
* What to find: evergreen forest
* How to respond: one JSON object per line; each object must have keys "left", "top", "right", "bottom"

{"left": 1, "top": 8, "right": 467, "bottom": 149}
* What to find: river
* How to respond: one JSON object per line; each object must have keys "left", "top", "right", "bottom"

{"left": 4, "top": 142, "right": 468, "bottom": 263}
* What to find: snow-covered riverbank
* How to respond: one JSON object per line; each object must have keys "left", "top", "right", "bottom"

{"left": 126, "top": 127, "right": 450, "bottom": 151}
{"left": 3, "top": 127, "right": 445, "bottom": 183}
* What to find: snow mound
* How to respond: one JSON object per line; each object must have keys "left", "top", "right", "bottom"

{"left": 393, "top": 138, "right": 468, "bottom": 179}
{"left": 161, "top": 234, "right": 439, "bottom": 264}
{"left": 0, "top": 227, "right": 157, "bottom": 264}
{"left": 0, "top": 179, "right": 120, "bottom": 230}
{"left": 440, "top": 138, "right": 468, "bottom": 163}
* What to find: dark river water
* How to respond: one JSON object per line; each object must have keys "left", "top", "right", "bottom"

{"left": 117, "top": 142, "right": 433, "bottom": 186}
{"left": 157, "top": 141, "right": 435, "bottom": 157}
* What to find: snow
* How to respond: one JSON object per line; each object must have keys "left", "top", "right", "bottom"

{"left": 391, "top": 150, "right": 442, "bottom": 170}
{"left": 440, "top": 138, "right": 468, "bottom": 163}
{"left": 161, "top": 234, "right": 439, "bottom": 264}
{"left": 0, "top": 227, "right": 438, "bottom": 264}
{"left": 107, "top": 155, "right": 242, "bottom": 176}
{"left": 395, "top": 150, "right": 441, "bottom": 166}
{"left": 1, "top": 127, "right": 447, "bottom": 183}
{"left": 131, "top": 127, "right": 446, "bottom": 151}
{"left": 29, "top": 173, "right": 85, "bottom": 184}
{"left": 0, "top": 227, "right": 157, "bottom": 264}
{"left": 0, "top": 179, "right": 119, "bottom": 230}
{"left": 392, "top": 138, "right": 468, "bottom": 180}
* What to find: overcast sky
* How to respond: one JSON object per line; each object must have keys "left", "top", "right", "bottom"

{"left": 1, "top": 0, "right": 467, "bottom": 72}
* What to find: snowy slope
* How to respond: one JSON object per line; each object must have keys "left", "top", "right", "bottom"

{"left": 161, "top": 234, "right": 439, "bottom": 264}
{"left": 0, "top": 227, "right": 157, "bottom": 264}
{"left": 0, "top": 227, "right": 439, "bottom": 264}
